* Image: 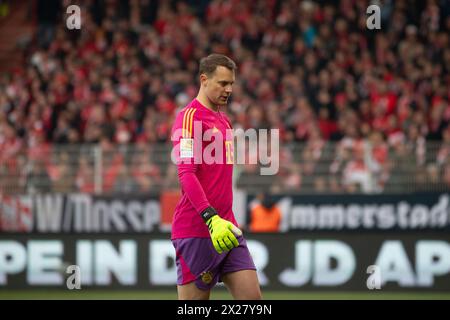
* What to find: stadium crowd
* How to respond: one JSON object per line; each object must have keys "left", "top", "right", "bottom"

{"left": 0, "top": 0, "right": 449, "bottom": 195}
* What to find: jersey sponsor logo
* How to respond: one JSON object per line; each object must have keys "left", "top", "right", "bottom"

{"left": 180, "top": 138, "right": 194, "bottom": 158}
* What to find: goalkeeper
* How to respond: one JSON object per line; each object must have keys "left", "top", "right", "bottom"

{"left": 170, "top": 54, "right": 261, "bottom": 300}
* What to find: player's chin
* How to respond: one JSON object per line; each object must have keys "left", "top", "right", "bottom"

{"left": 218, "top": 96, "right": 229, "bottom": 105}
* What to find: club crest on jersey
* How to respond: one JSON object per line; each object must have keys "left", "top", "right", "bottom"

{"left": 180, "top": 138, "right": 194, "bottom": 158}
{"left": 200, "top": 271, "right": 213, "bottom": 284}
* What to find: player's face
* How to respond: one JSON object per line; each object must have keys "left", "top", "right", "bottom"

{"left": 204, "top": 66, "right": 235, "bottom": 106}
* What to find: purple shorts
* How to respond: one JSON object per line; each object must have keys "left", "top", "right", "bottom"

{"left": 172, "top": 236, "right": 256, "bottom": 290}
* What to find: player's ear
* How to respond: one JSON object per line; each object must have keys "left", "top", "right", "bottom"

{"left": 200, "top": 73, "right": 208, "bottom": 87}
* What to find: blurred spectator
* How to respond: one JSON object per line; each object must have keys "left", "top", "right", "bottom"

{"left": 130, "top": 145, "right": 162, "bottom": 192}
{"left": 437, "top": 126, "right": 450, "bottom": 167}
{"left": 26, "top": 160, "right": 52, "bottom": 194}
{"left": 102, "top": 151, "right": 125, "bottom": 193}
{"left": 342, "top": 147, "right": 373, "bottom": 193}
{"left": 365, "top": 131, "right": 390, "bottom": 192}
{"left": 404, "top": 124, "right": 427, "bottom": 167}
{"left": 113, "top": 162, "right": 140, "bottom": 194}
{"left": 249, "top": 193, "right": 281, "bottom": 233}
{"left": 425, "top": 163, "right": 446, "bottom": 192}
{"left": 284, "top": 163, "right": 302, "bottom": 191}
{"left": 163, "top": 163, "right": 180, "bottom": 191}
{"left": 51, "top": 152, "right": 75, "bottom": 193}
{"left": 75, "top": 156, "right": 95, "bottom": 193}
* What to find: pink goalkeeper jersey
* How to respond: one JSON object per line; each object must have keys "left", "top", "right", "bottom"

{"left": 171, "top": 98, "right": 237, "bottom": 239}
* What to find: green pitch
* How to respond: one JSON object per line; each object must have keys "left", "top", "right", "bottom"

{"left": 1, "top": 290, "right": 449, "bottom": 300}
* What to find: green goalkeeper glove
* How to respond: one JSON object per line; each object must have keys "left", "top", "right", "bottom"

{"left": 201, "top": 206, "right": 242, "bottom": 254}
